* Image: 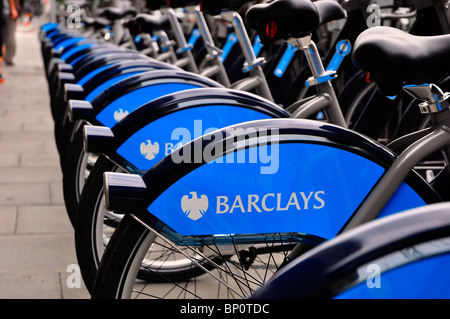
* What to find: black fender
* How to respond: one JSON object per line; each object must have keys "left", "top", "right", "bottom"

{"left": 102, "top": 117, "right": 440, "bottom": 246}
{"left": 85, "top": 70, "right": 225, "bottom": 124}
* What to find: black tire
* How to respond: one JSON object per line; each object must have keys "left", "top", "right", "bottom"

{"left": 75, "top": 154, "right": 117, "bottom": 294}
{"left": 62, "top": 123, "right": 90, "bottom": 227}
{"left": 57, "top": 118, "right": 82, "bottom": 167}
{"left": 92, "top": 214, "right": 152, "bottom": 299}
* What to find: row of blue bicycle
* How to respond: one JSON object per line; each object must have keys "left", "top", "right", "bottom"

{"left": 40, "top": 0, "right": 450, "bottom": 299}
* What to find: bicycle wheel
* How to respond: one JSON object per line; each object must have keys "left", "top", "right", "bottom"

{"left": 75, "top": 154, "right": 117, "bottom": 293}
{"left": 92, "top": 212, "right": 305, "bottom": 299}
{"left": 76, "top": 155, "right": 220, "bottom": 293}
{"left": 62, "top": 123, "right": 91, "bottom": 227}
{"left": 92, "top": 118, "right": 441, "bottom": 299}
{"left": 93, "top": 167, "right": 439, "bottom": 300}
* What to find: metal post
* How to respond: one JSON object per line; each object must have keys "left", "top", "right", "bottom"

{"left": 290, "top": 36, "right": 347, "bottom": 127}
{"left": 222, "top": 11, "right": 274, "bottom": 102}
{"left": 188, "top": 5, "right": 231, "bottom": 86}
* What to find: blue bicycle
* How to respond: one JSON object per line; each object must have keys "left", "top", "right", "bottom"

{"left": 91, "top": 24, "right": 450, "bottom": 298}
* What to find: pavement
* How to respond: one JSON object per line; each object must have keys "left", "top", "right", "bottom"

{"left": 0, "top": 16, "right": 90, "bottom": 299}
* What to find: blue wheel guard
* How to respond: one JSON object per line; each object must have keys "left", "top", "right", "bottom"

{"left": 147, "top": 141, "right": 425, "bottom": 243}
{"left": 95, "top": 83, "right": 202, "bottom": 127}
{"left": 112, "top": 118, "right": 428, "bottom": 246}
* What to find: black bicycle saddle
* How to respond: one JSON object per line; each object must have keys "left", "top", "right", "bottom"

{"left": 147, "top": 0, "right": 167, "bottom": 10}
{"left": 133, "top": 13, "right": 171, "bottom": 33}
{"left": 92, "top": 17, "right": 111, "bottom": 30}
{"left": 81, "top": 16, "right": 95, "bottom": 27}
{"left": 202, "top": 0, "right": 254, "bottom": 16}
{"left": 100, "top": 6, "right": 137, "bottom": 21}
{"left": 246, "top": 0, "right": 346, "bottom": 43}
{"left": 352, "top": 26, "right": 450, "bottom": 95}
{"left": 314, "top": 0, "right": 347, "bottom": 26}
{"left": 168, "top": 0, "right": 200, "bottom": 8}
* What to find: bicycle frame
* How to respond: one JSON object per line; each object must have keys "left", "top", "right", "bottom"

{"left": 161, "top": 7, "right": 200, "bottom": 72}
{"left": 187, "top": 5, "right": 231, "bottom": 87}
{"left": 346, "top": 84, "right": 450, "bottom": 229}
{"left": 69, "top": 9, "right": 349, "bottom": 133}
{"left": 190, "top": 5, "right": 274, "bottom": 100}
{"left": 286, "top": 83, "right": 450, "bottom": 260}
{"left": 286, "top": 35, "right": 347, "bottom": 127}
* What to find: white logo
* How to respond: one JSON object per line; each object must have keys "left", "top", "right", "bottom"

{"left": 66, "top": 4, "right": 82, "bottom": 29}
{"left": 180, "top": 191, "right": 325, "bottom": 220}
{"left": 114, "top": 108, "right": 129, "bottom": 122}
{"left": 66, "top": 264, "right": 81, "bottom": 289}
{"left": 216, "top": 191, "right": 325, "bottom": 214}
{"left": 366, "top": 264, "right": 381, "bottom": 288}
{"left": 181, "top": 192, "right": 209, "bottom": 221}
{"left": 140, "top": 140, "right": 160, "bottom": 160}
{"left": 366, "top": 4, "right": 381, "bottom": 28}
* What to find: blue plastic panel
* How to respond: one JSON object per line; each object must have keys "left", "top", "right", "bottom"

{"left": 54, "top": 37, "right": 84, "bottom": 52}
{"left": 187, "top": 28, "right": 201, "bottom": 48}
{"left": 116, "top": 104, "right": 273, "bottom": 173}
{"left": 85, "top": 71, "right": 143, "bottom": 102}
{"left": 69, "top": 53, "right": 88, "bottom": 66}
{"left": 147, "top": 142, "right": 397, "bottom": 238}
{"left": 219, "top": 33, "right": 238, "bottom": 62}
{"left": 274, "top": 43, "right": 297, "bottom": 78}
{"left": 77, "top": 64, "right": 111, "bottom": 86}
{"left": 376, "top": 182, "right": 427, "bottom": 218}
{"left": 61, "top": 43, "right": 94, "bottom": 61}
{"left": 41, "top": 22, "right": 58, "bottom": 33}
{"left": 253, "top": 35, "right": 264, "bottom": 57}
{"left": 326, "top": 40, "right": 352, "bottom": 72}
{"left": 95, "top": 82, "right": 199, "bottom": 127}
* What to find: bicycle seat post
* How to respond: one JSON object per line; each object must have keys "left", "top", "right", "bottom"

{"left": 161, "top": 6, "right": 199, "bottom": 72}
{"left": 289, "top": 35, "right": 346, "bottom": 127}
{"left": 403, "top": 83, "right": 450, "bottom": 116}
{"left": 221, "top": 10, "right": 274, "bottom": 102}
{"left": 403, "top": 83, "right": 450, "bottom": 174}
{"left": 153, "top": 29, "right": 178, "bottom": 63}
{"left": 186, "top": 5, "right": 231, "bottom": 87}
{"left": 343, "top": 83, "right": 450, "bottom": 231}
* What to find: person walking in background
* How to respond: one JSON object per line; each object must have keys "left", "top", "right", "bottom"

{"left": 0, "top": 0, "right": 18, "bottom": 83}
{"left": 5, "top": 0, "right": 21, "bottom": 65}
{"left": 0, "top": 0, "right": 4, "bottom": 83}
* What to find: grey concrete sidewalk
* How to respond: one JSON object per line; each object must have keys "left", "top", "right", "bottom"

{"left": 0, "top": 17, "right": 90, "bottom": 298}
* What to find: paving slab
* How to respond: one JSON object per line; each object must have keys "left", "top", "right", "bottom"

{"left": 0, "top": 234, "right": 76, "bottom": 272}
{"left": 0, "top": 183, "right": 50, "bottom": 206}
{"left": 0, "top": 17, "right": 90, "bottom": 299}
{"left": 0, "top": 273, "right": 62, "bottom": 299}
{"left": 20, "top": 152, "right": 59, "bottom": 167}
{"left": 0, "top": 153, "right": 20, "bottom": 167}
{"left": 16, "top": 205, "right": 72, "bottom": 234}
{"left": 0, "top": 167, "right": 62, "bottom": 183}
{"left": 0, "top": 206, "right": 17, "bottom": 234}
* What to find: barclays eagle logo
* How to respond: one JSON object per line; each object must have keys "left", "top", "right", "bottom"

{"left": 113, "top": 108, "right": 129, "bottom": 122}
{"left": 181, "top": 192, "right": 209, "bottom": 221}
{"left": 140, "top": 139, "right": 160, "bottom": 160}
